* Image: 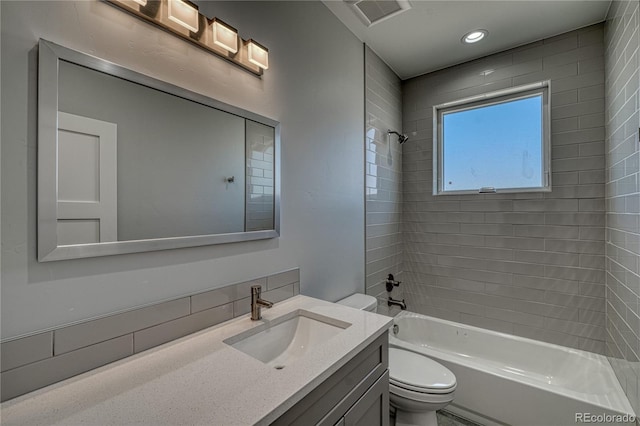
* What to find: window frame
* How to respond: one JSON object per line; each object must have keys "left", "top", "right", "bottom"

{"left": 432, "top": 80, "right": 551, "bottom": 196}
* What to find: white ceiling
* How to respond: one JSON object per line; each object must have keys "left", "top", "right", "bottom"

{"left": 323, "top": 0, "right": 611, "bottom": 79}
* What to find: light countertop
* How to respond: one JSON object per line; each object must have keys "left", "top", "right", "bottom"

{"left": 1, "top": 295, "right": 392, "bottom": 425}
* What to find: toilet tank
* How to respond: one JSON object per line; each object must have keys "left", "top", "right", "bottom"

{"left": 337, "top": 293, "right": 378, "bottom": 312}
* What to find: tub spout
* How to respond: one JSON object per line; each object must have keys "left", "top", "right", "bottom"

{"left": 388, "top": 297, "right": 406, "bottom": 310}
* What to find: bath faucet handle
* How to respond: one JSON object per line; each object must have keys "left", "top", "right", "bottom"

{"left": 386, "top": 273, "right": 402, "bottom": 292}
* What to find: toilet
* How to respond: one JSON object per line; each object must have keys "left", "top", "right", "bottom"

{"left": 337, "top": 294, "right": 456, "bottom": 426}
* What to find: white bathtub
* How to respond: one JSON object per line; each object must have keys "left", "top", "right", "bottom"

{"left": 389, "top": 311, "right": 636, "bottom": 426}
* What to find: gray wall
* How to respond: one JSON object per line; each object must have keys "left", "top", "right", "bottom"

{"left": 1, "top": 1, "right": 364, "bottom": 339}
{"left": 604, "top": 0, "right": 640, "bottom": 417}
{"left": 402, "top": 24, "right": 608, "bottom": 353}
{"left": 364, "top": 46, "right": 404, "bottom": 311}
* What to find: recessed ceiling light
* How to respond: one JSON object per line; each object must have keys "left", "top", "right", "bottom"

{"left": 462, "top": 29, "right": 488, "bottom": 44}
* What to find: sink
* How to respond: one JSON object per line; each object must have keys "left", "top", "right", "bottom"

{"left": 223, "top": 309, "right": 351, "bottom": 369}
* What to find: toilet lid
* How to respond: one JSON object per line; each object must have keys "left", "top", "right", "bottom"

{"left": 389, "top": 348, "right": 456, "bottom": 394}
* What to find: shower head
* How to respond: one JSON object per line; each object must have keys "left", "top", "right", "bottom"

{"left": 388, "top": 130, "right": 409, "bottom": 144}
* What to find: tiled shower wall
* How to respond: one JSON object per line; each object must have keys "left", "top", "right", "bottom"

{"left": 605, "top": 0, "right": 640, "bottom": 416}
{"left": 402, "top": 24, "right": 608, "bottom": 353}
{"left": 365, "top": 46, "right": 404, "bottom": 306}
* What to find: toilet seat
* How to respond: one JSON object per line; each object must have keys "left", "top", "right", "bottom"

{"left": 389, "top": 348, "right": 457, "bottom": 395}
{"left": 390, "top": 381, "right": 455, "bottom": 405}
{"left": 390, "top": 377, "right": 456, "bottom": 394}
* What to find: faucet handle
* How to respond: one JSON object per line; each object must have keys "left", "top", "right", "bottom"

{"left": 250, "top": 284, "right": 273, "bottom": 320}
{"left": 386, "top": 273, "right": 401, "bottom": 292}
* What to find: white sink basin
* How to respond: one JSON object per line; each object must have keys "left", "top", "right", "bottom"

{"left": 223, "top": 309, "right": 351, "bottom": 369}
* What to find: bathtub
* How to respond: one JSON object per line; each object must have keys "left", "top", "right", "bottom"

{"left": 389, "top": 311, "right": 636, "bottom": 426}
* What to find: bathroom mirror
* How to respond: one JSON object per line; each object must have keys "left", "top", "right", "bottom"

{"left": 37, "top": 39, "right": 280, "bottom": 261}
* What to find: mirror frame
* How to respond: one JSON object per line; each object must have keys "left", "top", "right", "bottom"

{"left": 38, "top": 39, "right": 280, "bottom": 262}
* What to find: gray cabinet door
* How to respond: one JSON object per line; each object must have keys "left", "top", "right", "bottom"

{"left": 272, "top": 332, "right": 388, "bottom": 426}
{"left": 344, "top": 370, "right": 390, "bottom": 426}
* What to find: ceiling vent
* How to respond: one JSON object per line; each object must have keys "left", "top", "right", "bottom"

{"left": 345, "top": 0, "right": 412, "bottom": 27}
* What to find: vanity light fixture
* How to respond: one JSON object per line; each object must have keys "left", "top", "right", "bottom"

{"left": 462, "top": 29, "right": 488, "bottom": 44}
{"left": 106, "top": 0, "right": 269, "bottom": 76}
{"left": 247, "top": 39, "right": 269, "bottom": 70}
{"left": 212, "top": 18, "right": 238, "bottom": 54}
{"left": 167, "top": 0, "right": 199, "bottom": 32}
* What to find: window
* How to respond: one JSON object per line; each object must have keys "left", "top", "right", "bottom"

{"left": 433, "top": 81, "right": 551, "bottom": 195}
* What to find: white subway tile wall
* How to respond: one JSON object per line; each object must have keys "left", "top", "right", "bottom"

{"left": 605, "top": 0, "right": 640, "bottom": 418}
{"left": 402, "top": 24, "right": 607, "bottom": 353}
{"left": 365, "top": 46, "right": 404, "bottom": 311}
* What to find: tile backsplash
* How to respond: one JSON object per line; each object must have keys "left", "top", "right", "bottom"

{"left": 0, "top": 268, "right": 300, "bottom": 402}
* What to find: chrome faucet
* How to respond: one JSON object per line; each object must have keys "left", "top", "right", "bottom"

{"left": 251, "top": 285, "right": 274, "bottom": 320}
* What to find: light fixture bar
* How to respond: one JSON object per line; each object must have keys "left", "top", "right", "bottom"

{"left": 106, "top": 0, "right": 268, "bottom": 76}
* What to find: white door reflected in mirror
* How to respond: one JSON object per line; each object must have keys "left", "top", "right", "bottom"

{"left": 57, "top": 112, "right": 117, "bottom": 245}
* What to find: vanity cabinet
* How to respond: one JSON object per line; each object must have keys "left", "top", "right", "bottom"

{"left": 334, "top": 370, "right": 389, "bottom": 426}
{"left": 271, "top": 332, "right": 389, "bottom": 426}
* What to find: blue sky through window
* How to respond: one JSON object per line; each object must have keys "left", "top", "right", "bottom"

{"left": 442, "top": 95, "right": 543, "bottom": 192}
